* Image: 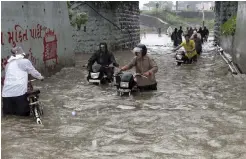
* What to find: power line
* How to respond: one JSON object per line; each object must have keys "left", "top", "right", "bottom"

{"left": 74, "top": 2, "right": 134, "bottom": 49}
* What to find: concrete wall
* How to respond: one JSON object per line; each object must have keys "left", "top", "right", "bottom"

{"left": 220, "top": 35, "right": 234, "bottom": 55}
{"left": 214, "top": 1, "right": 238, "bottom": 44}
{"left": 215, "top": 1, "right": 246, "bottom": 73}
{"left": 140, "top": 14, "right": 169, "bottom": 32}
{"left": 232, "top": 2, "right": 246, "bottom": 73}
{"left": 1, "top": 1, "right": 75, "bottom": 85}
{"left": 71, "top": 1, "right": 140, "bottom": 54}
{"left": 176, "top": 11, "right": 215, "bottom": 20}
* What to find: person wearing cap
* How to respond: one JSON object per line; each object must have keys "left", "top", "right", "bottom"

{"left": 87, "top": 42, "right": 119, "bottom": 82}
{"left": 172, "top": 34, "right": 198, "bottom": 62}
{"left": 190, "top": 30, "right": 201, "bottom": 40}
{"left": 2, "top": 46, "right": 44, "bottom": 116}
{"left": 190, "top": 31, "right": 202, "bottom": 55}
{"left": 198, "top": 27, "right": 204, "bottom": 43}
{"left": 120, "top": 44, "right": 158, "bottom": 91}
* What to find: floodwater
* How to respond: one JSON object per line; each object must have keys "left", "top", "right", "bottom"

{"left": 2, "top": 34, "right": 246, "bottom": 159}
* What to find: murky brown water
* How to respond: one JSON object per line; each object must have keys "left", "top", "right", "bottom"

{"left": 2, "top": 34, "right": 246, "bottom": 159}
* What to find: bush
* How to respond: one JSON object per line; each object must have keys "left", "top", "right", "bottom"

{"left": 67, "top": 1, "right": 88, "bottom": 30}
{"left": 221, "top": 15, "right": 237, "bottom": 36}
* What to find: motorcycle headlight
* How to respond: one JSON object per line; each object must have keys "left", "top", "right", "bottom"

{"left": 120, "top": 82, "right": 129, "bottom": 88}
{"left": 177, "top": 55, "right": 182, "bottom": 59}
{"left": 90, "top": 72, "right": 100, "bottom": 79}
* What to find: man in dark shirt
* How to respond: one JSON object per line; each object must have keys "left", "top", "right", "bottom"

{"left": 177, "top": 26, "right": 183, "bottom": 45}
{"left": 87, "top": 42, "right": 119, "bottom": 81}
{"left": 203, "top": 26, "right": 209, "bottom": 42}
{"left": 171, "top": 28, "right": 179, "bottom": 47}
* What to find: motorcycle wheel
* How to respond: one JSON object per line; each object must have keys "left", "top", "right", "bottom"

{"left": 37, "top": 103, "right": 44, "bottom": 116}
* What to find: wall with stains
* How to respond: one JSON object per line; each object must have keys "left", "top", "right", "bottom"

{"left": 1, "top": 1, "right": 75, "bottom": 86}
{"left": 214, "top": 1, "right": 246, "bottom": 73}
{"left": 71, "top": 1, "right": 140, "bottom": 54}
{"left": 140, "top": 14, "right": 169, "bottom": 32}
{"left": 176, "top": 11, "right": 215, "bottom": 20}
{"left": 214, "top": 1, "right": 238, "bottom": 45}
{"left": 232, "top": 1, "right": 246, "bottom": 73}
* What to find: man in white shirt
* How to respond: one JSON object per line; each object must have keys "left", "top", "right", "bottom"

{"left": 2, "top": 46, "right": 44, "bottom": 116}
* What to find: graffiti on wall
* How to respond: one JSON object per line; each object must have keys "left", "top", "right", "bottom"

{"left": 1, "top": 24, "right": 58, "bottom": 87}
{"left": 26, "top": 48, "right": 38, "bottom": 65}
{"left": 43, "top": 29, "right": 58, "bottom": 69}
{"left": 1, "top": 24, "right": 58, "bottom": 66}
{"left": 1, "top": 24, "right": 44, "bottom": 47}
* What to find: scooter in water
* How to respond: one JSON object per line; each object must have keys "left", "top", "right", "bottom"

{"left": 175, "top": 51, "right": 196, "bottom": 66}
{"left": 114, "top": 71, "right": 147, "bottom": 96}
{"left": 27, "top": 79, "right": 44, "bottom": 124}
{"left": 87, "top": 64, "right": 114, "bottom": 85}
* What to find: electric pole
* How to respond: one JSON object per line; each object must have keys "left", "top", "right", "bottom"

{"left": 202, "top": 1, "right": 205, "bottom": 27}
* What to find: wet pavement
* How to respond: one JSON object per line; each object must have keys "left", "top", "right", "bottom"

{"left": 2, "top": 34, "right": 246, "bottom": 159}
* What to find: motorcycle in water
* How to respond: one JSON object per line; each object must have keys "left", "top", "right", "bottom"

{"left": 87, "top": 64, "right": 114, "bottom": 85}
{"left": 27, "top": 79, "right": 44, "bottom": 124}
{"left": 175, "top": 51, "right": 196, "bottom": 66}
{"left": 114, "top": 71, "right": 147, "bottom": 96}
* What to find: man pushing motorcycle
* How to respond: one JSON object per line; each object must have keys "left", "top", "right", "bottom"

{"left": 2, "top": 46, "right": 44, "bottom": 116}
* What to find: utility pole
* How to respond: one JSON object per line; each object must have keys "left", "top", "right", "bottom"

{"left": 202, "top": 1, "right": 205, "bottom": 27}
{"left": 156, "top": 2, "right": 159, "bottom": 16}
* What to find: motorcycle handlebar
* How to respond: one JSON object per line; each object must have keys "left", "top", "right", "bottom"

{"left": 134, "top": 73, "right": 148, "bottom": 78}
{"left": 114, "top": 71, "right": 147, "bottom": 79}
{"left": 28, "top": 78, "right": 44, "bottom": 82}
{"left": 29, "top": 79, "right": 37, "bottom": 82}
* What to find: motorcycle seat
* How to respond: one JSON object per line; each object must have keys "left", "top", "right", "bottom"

{"left": 27, "top": 89, "right": 40, "bottom": 96}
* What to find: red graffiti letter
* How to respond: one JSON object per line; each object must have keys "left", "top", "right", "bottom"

{"left": 30, "top": 28, "right": 36, "bottom": 39}
{"left": 28, "top": 48, "right": 36, "bottom": 65}
{"left": 15, "top": 25, "right": 23, "bottom": 42}
{"left": 22, "top": 29, "right": 28, "bottom": 41}
{"left": 36, "top": 24, "right": 42, "bottom": 38}
{"left": 15, "top": 25, "right": 28, "bottom": 41}
{"left": 7, "top": 32, "right": 16, "bottom": 47}
{"left": 1, "top": 32, "right": 4, "bottom": 45}
{"left": 15, "top": 30, "right": 18, "bottom": 43}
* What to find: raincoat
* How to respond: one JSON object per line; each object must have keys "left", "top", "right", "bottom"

{"left": 125, "top": 55, "right": 158, "bottom": 87}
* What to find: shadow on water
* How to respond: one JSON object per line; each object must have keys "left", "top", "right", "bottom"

{"left": 2, "top": 34, "right": 246, "bottom": 159}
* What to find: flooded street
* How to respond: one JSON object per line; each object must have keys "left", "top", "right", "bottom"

{"left": 2, "top": 34, "right": 246, "bottom": 159}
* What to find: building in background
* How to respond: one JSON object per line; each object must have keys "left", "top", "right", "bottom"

{"left": 142, "top": 1, "right": 173, "bottom": 11}
{"left": 196, "top": 2, "right": 215, "bottom": 11}
{"left": 176, "top": 1, "right": 214, "bottom": 11}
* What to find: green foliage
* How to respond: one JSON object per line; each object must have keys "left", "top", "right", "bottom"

{"left": 67, "top": 1, "right": 88, "bottom": 30}
{"left": 221, "top": 15, "right": 237, "bottom": 36}
{"left": 67, "top": 1, "right": 71, "bottom": 8}
{"left": 70, "top": 12, "right": 88, "bottom": 30}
